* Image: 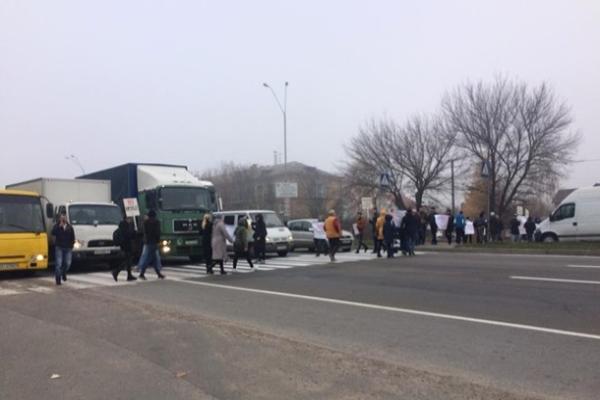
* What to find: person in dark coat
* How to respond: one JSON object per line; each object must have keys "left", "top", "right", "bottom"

{"left": 524, "top": 217, "right": 536, "bottom": 242}
{"left": 137, "top": 210, "right": 165, "bottom": 280}
{"left": 370, "top": 208, "right": 379, "bottom": 254}
{"left": 510, "top": 214, "right": 521, "bottom": 242}
{"left": 383, "top": 214, "right": 395, "bottom": 258}
{"left": 252, "top": 213, "right": 267, "bottom": 263}
{"left": 445, "top": 208, "right": 454, "bottom": 245}
{"left": 199, "top": 214, "right": 213, "bottom": 273}
{"left": 111, "top": 216, "right": 137, "bottom": 282}
{"left": 429, "top": 207, "right": 438, "bottom": 245}
{"left": 51, "top": 213, "right": 76, "bottom": 285}
{"left": 474, "top": 212, "right": 487, "bottom": 243}
{"left": 401, "top": 209, "right": 419, "bottom": 256}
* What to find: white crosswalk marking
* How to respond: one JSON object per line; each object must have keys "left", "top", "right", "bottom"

{"left": 1, "top": 252, "right": 382, "bottom": 297}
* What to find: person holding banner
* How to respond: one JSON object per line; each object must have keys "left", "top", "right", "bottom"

{"left": 445, "top": 209, "right": 454, "bottom": 245}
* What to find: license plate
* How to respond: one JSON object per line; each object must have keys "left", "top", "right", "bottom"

{"left": 185, "top": 240, "right": 198, "bottom": 245}
{"left": 276, "top": 245, "right": 287, "bottom": 250}
{"left": 94, "top": 250, "right": 111, "bottom": 255}
{"left": 0, "top": 263, "right": 18, "bottom": 270}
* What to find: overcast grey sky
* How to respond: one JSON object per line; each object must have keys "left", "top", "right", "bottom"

{"left": 1, "top": 0, "right": 598, "bottom": 189}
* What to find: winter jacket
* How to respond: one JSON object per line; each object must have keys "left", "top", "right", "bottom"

{"left": 429, "top": 213, "right": 438, "bottom": 230}
{"left": 117, "top": 219, "right": 135, "bottom": 252}
{"left": 356, "top": 216, "right": 367, "bottom": 232}
{"left": 524, "top": 220, "right": 537, "bottom": 235}
{"left": 454, "top": 213, "right": 466, "bottom": 230}
{"left": 253, "top": 219, "right": 267, "bottom": 242}
{"left": 375, "top": 214, "right": 386, "bottom": 240}
{"left": 234, "top": 225, "right": 249, "bottom": 252}
{"left": 324, "top": 216, "right": 341, "bottom": 239}
{"left": 52, "top": 223, "right": 75, "bottom": 249}
{"left": 143, "top": 218, "right": 161, "bottom": 245}
{"left": 401, "top": 212, "right": 420, "bottom": 237}
{"left": 510, "top": 218, "right": 521, "bottom": 235}
{"left": 383, "top": 215, "right": 395, "bottom": 243}
{"left": 211, "top": 220, "right": 233, "bottom": 261}
{"left": 200, "top": 221, "right": 213, "bottom": 254}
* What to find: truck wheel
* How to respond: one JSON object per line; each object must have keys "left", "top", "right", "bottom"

{"left": 277, "top": 251, "right": 288, "bottom": 257}
{"left": 542, "top": 233, "right": 558, "bottom": 243}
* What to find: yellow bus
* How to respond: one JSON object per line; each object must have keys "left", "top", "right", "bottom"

{"left": 0, "top": 189, "right": 50, "bottom": 272}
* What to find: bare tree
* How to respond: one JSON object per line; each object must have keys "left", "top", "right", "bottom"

{"left": 344, "top": 116, "right": 457, "bottom": 210}
{"left": 442, "top": 77, "right": 579, "bottom": 217}
{"left": 393, "top": 115, "right": 459, "bottom": 209}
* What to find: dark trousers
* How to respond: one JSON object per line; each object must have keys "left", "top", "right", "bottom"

{"left": 355, "top": 233, "right": 368, "bottom": 252}
{"left": 314, "top": 239, "right": 329, "bottom": 256}
{"left": 455, "top": 227, "right": 465, "bottom": 244}
{"left": 431, "top": 228, "right": 438, "bottom": 245}
{"left": 328, "top": 238, "right": 340, "bottom": 259}
{"left": 445, "top": 229, "right": 453, "bottom": 245}
{"left": 385, "top": 240, "right": 394, "bottom": 258}
{"left": 210, "top": 259, "right": 226, "bottom": 274}
{"left": 255, "top": 239, "right": 266, "bottom": 261}
{"left": 375, "top": 239, "right": 384, "bottom": 257}
{"left": 233, "top": 250, "right": 254, "bottom": 269}
{"left": 113, "top": 250, "right": 134, "bottom": 278}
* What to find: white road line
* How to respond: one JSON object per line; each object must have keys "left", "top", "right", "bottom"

{"left": 566, "top": 265, "right": 600, "bottom": 269}
{"left": 175, "top": 280, "right": 600, "bottom": 341}
{"left": 510, "top": 276, "right": 600, "bottom": 285}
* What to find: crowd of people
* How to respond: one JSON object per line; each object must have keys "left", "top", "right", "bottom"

{"left": 49, "top": 205, "right": 544, "bottom": 287}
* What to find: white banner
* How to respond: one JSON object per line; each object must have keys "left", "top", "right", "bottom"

{"left": 123, "top": 198, "right": 140, "bottom": 217}
{"left": 465, "top": 220, "right": 475, "bottom": 235}
{"left": 435, "top": 214, "right": 449, "bottom": 231}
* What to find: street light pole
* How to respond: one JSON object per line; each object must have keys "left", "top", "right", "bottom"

{"left": 263, "top": 82, "right": 288, "bottom": 167}
{"left": 65, "top": 154, "right": 85, "bottom": 175}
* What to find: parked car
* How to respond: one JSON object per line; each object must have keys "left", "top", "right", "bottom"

{"left": 287, "top": 218, "right": 353, "bottom": 252}
{"left": 537, "top": 186, "right": 600, "bottom": 242}
{"left": 213, "top": 210, "right": 292, "bottom": 256}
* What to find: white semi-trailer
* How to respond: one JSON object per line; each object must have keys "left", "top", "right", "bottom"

{"left": 6, "top": 178, "right": 122, "bottom": 266}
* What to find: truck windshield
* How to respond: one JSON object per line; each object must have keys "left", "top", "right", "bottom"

{"left": 0, "top": 195, "right": 45, "bottom": 233}
{"left": 69, "top": 205, "right": 122, "bottom": 225}
{"left": 160, "top": 187, "right": 213, "bottom": 211}
{"left": 251, "top": 212, "right": 284, "bottom": 228}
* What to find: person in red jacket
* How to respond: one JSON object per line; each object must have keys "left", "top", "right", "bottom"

{"left": 354, "top": 211, "right": 368, "bottom": 253}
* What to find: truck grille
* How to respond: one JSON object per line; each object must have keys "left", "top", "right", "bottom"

{"left": 173, "top": 219, "right": 199, "bottom": 232}
{"left": 88, "top": 240, "right": 114, "bottom": 248}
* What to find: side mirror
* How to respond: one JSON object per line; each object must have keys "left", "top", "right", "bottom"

{"left": 46, "top": 203, "right": 54, "bottom": 219}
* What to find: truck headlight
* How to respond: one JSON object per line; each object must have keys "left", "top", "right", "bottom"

{"left": 162, "top": 245, "right": 171, "bottom": 254}
{"left": 288, "top": 235, "right": 293, "bottom": 242}
{"left": 162, "top": 240, "right": 170, "bottom": 246}
{"left": 73, "top": 240, "right": 84, "bottom": 249}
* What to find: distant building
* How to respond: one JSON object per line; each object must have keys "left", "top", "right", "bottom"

{"left": 203, "top": 162, "right": 346, "bottom": 221}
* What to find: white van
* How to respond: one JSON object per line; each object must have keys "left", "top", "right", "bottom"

{"left": 538, "top": 186, "right": 600, "bottom": 242}
{"left": 212, "top": 210, "right": 293, "bottom": 256}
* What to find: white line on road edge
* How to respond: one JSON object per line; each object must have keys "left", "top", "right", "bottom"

{"left": 510, "top": 276, "right": 600, "bottom": 285}
{"left": 566, "top": 265, "right": 600, "bottom": 269}
{"left": 177, "top": 280, "right": 600, "bottom": 341}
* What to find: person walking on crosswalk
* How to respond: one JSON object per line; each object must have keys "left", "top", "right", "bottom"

{"left": 233, "top": 217, "right": 254, "bottom": 270}
{"left": 199, "top": 214, "right": 214, "bottom": 274}
{"left": 111, "top": 216, "right": 137, "bottom": 282}
{"left": 324, "top": 209, "right": 342, "bottom": 262}
{"left": 210, "top": 214, "right": 233, "bottom": 275}
{"left": 252, "top": 213, "right": 267, "bottom": 263}
{"left": 51, "top": 213, "right": 75, "bottom": 285}
{"left": 312, "top": 217, "right": 329, "bottom": 257}
{"left": 137, "top": 210, "right": 165, "bottom": 280}
{"left": 375, "top": 209, "right": 386, "bottom": 258}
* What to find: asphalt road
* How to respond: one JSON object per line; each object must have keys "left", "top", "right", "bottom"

{"left": 1, "top": 251, "right": 599, "bottom": 399}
